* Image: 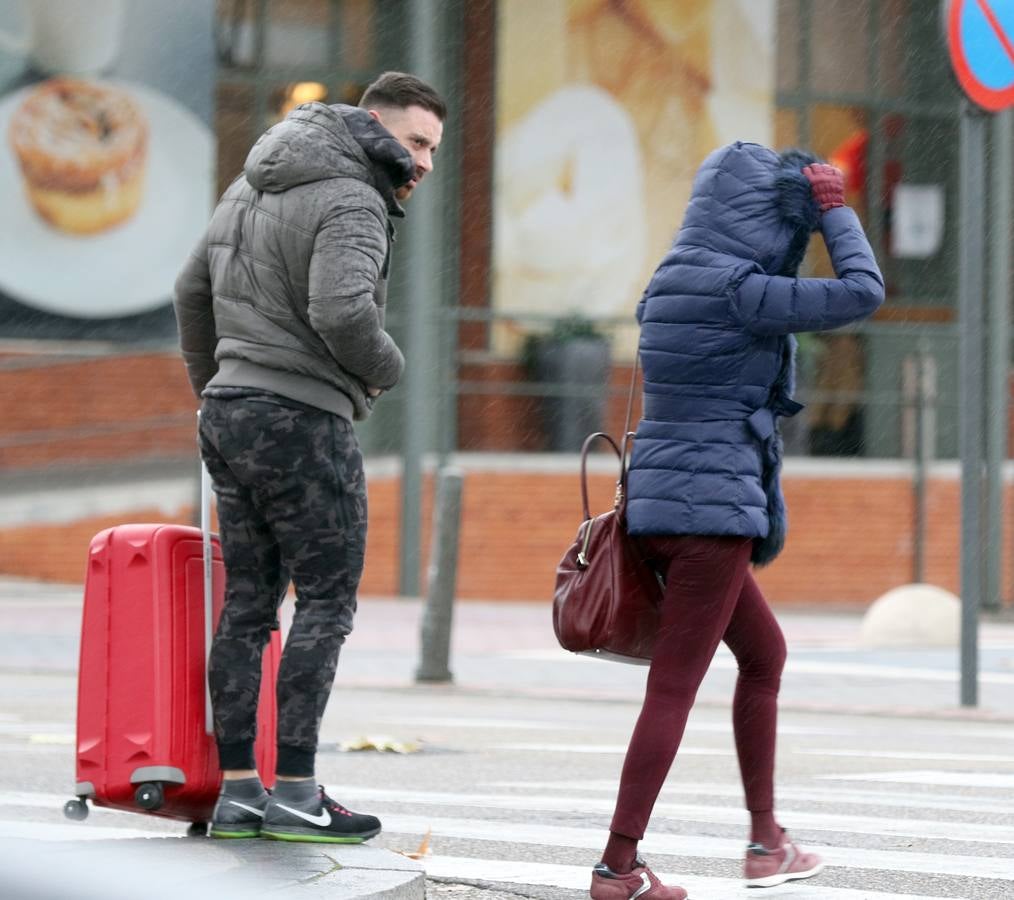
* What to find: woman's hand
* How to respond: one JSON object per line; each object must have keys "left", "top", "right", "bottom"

{"left": 802, "top": 163, "right": 845, "bottom": 213}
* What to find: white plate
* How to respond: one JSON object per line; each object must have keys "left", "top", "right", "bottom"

{"left": 0, "top": 78, "right": 213, "bottom": 318}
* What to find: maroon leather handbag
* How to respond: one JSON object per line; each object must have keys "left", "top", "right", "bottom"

{"left": 552, "top": 364, "right": 663, "bottom": 664}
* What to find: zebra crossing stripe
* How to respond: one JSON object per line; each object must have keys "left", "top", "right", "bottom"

{"left": 325, "top": 784, "right": 1014, "bottom": 845}
{"left": 424, "top": 855, "right": 955, "bottom": 900}
{"left": 380, "top": 716, "right": 856, "bottom": 737}
{"left": 0, "top": 788, "right": 1010, "bottom": 884}
{"left": 493, "top": 741, "right": 1014, "bottom": 765}
{"left": 822, "top": 770, "right": 1014, "bottom": 789}
{"left": 482, "top": 779, "right": 1014, "bottom": 816}
{"left": 375, "top": 813, "right": 1014, "bottom": 881}
{"left": 493, "top": 743, "right": 735, "bottom": 755}
{"left": 800, "top": 748, "right": 1014, "bottom": 763}
{"left": 0, "top": 818, "right": 977, "bottom": 898}
{"left": 501, "top": 650, "right": 1014, "bottom": 684}
{"left": 0, "top": 819, "right": 170, "bottom": 841}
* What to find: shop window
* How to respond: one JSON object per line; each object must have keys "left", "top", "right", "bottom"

{"left": 876, "top": 0, "right": 910, "bottom": 100}
{"left": 809, "top": 0, "right": 871, "bottom": 95}
{"left": 264, "top": 0, "right": 331, "bottom": 68}
{"left": 216, "top": 82, "right": 255, "bottom": 194}
{"left": 774, "top": 107, "right": 799, "bottom": 151}
{"left": 338, "top": 0, "right": 378, "bottom": 72}
{"left": 775, "top": 0, "right": 800, "bottom": 93}
{"left": 268, "top": 81, "right": 329, "bottom": 127}
{"left": 807, "top": 333, "right": 868, "bottom": 457}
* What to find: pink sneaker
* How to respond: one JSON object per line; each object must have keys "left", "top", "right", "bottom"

{"left": 744, "top": 831, "right": 823, "bottom": 888}
{"left": 590, "top": 859, "right": 687, "bottom": 900}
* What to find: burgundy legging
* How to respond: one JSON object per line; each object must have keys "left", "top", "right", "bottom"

{"left": 610, "top": 535, "right": 786, "bottom": 839}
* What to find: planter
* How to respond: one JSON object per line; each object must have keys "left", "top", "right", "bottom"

{"left": 533, "top": 336, "right": 611, "bottom": 452}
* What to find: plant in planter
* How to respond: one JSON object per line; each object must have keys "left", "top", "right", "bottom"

{"left": 522, "top": 314, "right": 612, "bottom": 452}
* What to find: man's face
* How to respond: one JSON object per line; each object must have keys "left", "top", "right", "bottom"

{"left": 369, "top": 104, "right": 443, "bottom": 201}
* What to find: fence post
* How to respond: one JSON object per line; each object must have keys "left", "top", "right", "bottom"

{"left": 415, "top": 467, "right": 465, "bottom": 683}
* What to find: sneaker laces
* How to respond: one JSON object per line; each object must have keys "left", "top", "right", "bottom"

{"left": 319, "top": 789, "right": 355, "bottom": 818}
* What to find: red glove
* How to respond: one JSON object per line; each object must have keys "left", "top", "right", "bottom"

{"left": 802, "top": 163, "right": 845, "bottom": 212}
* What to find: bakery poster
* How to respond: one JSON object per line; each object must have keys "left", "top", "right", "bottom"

{"left": 0, "top": 0, "right": 214, "bottom": 340}
{"left": 493, "top": 0, "right": 775, "bottom": 353}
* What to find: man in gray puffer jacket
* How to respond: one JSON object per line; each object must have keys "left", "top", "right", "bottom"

{"left": 173, "top": 72, "right": 445, "bottom": 843}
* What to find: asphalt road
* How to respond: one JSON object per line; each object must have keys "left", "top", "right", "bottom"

{"left": 1, "top": 582, "right": 1013, "bottom": 898}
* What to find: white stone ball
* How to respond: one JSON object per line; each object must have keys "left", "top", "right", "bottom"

{"left": 860, "top": 583, "right": 960, "bottom": 648}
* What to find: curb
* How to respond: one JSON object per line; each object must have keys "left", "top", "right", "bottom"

{"left": 0, "top": 837, "right": 425, "bottom": 900}
{"left": 273, "top": 843, "right": 425, "bottom": 898}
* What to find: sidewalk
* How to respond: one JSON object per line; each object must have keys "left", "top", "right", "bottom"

{"left": 4, "top": 576, "right": 1014, "bottom": 718}
{"left": 1, "top": 836, "right": 424, "bottom": 899}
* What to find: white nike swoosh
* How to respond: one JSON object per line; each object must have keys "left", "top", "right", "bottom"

{"left": 228, "top": 800, "right": 265, "bottom": 818}
{"left": 630, "top": 872, "right": 651, "bottom": 900}
{"left": 273, "top": 802, "right": 331, "bottom": 827}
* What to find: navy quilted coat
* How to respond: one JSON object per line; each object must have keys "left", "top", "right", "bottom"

{"left": 626, "top": 142, "right": 884, "bottom": 564}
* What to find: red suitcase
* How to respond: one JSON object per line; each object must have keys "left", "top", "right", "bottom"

{"left": 64, "top": 463, "right": 280, "bottom": 834}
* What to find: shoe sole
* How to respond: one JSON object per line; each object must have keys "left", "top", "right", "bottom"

{"left": 260, "top": 826, "right": 381, "bottom": 844}
{"left": 746, "top": 862, "right": 824, "bottom": 888}
{"left": 210, "top": 828, "right": 261, "bottom": 839}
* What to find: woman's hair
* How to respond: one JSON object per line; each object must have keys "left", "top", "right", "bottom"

{"left": 359, "top": 71, "right": 447, "bottom": 121}
{"left": 775, "top": 148, "right": 821, "bottom": 277}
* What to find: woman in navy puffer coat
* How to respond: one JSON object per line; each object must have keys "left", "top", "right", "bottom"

{"left": 590, "top": 144, "right": 883, "bottom": 900}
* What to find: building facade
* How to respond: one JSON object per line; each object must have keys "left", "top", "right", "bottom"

{"left": 1, "top": 0, "right": 1009, "bottom": 606}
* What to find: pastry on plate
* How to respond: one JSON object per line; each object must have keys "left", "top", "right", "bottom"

{"left": 9, "top": 78, "right": 148, "bottom": 235}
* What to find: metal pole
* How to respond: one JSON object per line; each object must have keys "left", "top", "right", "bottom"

{"left": 958, "top": 105, "right": 986, "bottom": 707}
{"left": 398, "top": 0, "right": 442, "bottom": 596}
{"left": 913, "top": 340, "right": 931, "bottom": 584}
{"left": 986, "top": 109, "right": 1012, "bottom": 613}
{"left": 416, "top": 467, "right": 464, "bottom": 683}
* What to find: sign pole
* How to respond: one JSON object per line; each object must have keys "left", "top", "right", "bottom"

{"left": 986, "top": 108, "right": 1012, "bottom": 613}
{"left": 943, "top": 0, "right": 1014, "bottom": 704}
{"left": 958, "top": 101, "right": 986, "bottom": 707}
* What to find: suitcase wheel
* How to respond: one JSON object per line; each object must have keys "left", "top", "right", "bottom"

{"left": 134, "top": 782, "right": 164, "bottom": 810}
{"left": 63, "top": 798, "right": 89, "bottom": 821}
{"left": 187, "top": 821, "right": 208, "bottom": 838}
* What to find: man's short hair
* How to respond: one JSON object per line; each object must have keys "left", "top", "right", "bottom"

{"left": 359, "top": 71, "right": 447, "bottom": 121}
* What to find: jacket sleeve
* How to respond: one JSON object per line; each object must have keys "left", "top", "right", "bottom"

{"left": 730, "top": 207, "right": 885, "bottom": 335}
{"left": 173, "top": 232, "right": 218, "bottom": 399}
{"left": 307, "top": 207, "right": 405, "bottom": 390}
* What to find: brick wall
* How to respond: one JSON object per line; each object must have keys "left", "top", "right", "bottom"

{"left": 1, "top": 457, "right": 1009, "bottom": 607}
{"left": 0, "top": 350, "right": 196, "bottom": 469}
{"left": 457, "top": 361, "right": 643, "bottom": 452}
{"left": 1, "top": 349, "right": 1010, "bottom": 605}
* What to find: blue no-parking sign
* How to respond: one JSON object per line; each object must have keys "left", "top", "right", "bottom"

{"left": 948, "top": 0, "right": 1014, "bottom": 110}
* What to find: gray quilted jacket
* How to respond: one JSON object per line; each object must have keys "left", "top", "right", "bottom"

{"left": 173, "top": 102, "right": 413, "bottom": 420}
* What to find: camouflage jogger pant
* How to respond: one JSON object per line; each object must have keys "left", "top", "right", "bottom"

{"left": 198, "top": 390, "right": 367, "bottom": 777}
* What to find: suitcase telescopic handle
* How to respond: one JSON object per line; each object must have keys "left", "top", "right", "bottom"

{"left": 198, "top": 414, "right": 215, "bottom": 736}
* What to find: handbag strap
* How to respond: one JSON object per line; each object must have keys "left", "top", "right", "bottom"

{"left": 618, "top": 354, "right": 640, "bottom": 476}
{"left": 580, "top": 432, "right": 621, "bottom": 520}
{"left": 579, "top": 356, "right": 641, "bottom": 520}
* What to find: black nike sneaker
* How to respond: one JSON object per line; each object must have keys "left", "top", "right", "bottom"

{"left": 210, "top": 790, "right": 270, "bottom": 839}
{"left": 260, "top": 787, "right": 381, "bottom": 843}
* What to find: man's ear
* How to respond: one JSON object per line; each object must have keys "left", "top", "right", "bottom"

{"left": 366, "top": 109, "right": 382, "bottom": 123}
